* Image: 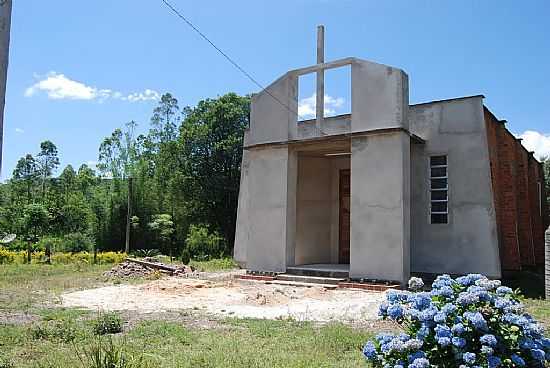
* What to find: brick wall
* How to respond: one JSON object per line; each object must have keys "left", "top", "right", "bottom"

{"left": 484, "top": 107, "right": 546, "bottom": 271}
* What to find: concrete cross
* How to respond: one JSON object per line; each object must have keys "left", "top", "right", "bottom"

{"left": 316, "top": 25, "right": 325, "bottom": 130}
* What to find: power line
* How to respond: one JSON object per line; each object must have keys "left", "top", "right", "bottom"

{"left": 160, "top": 0, "right": 309, "bottom": 123}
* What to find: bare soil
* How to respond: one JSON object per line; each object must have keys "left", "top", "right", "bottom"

{"left": 61, "top": 271, "right": 385, "bottom": 323}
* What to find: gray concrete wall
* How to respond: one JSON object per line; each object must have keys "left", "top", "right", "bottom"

{"left": 409, "top": 96, "right": 501, "bottom": 278}
{"left": 297, "top": 115, "right": 351, "bottom": 140}
{"left": 249, "top": 74, "right": 298, "bottom": 146}
{"left": 233, "top": 149, "right": 250, "bottom": 267}
{"left": 351, "top": 60, "right": 408, "bottom": 133}
{"left": 350, "top": 132, "right": 411, "bottom": 283}
{"left": 295, "top": 156, "right": 332, "bottom": 265}
{"left": 244, "top": 146, "right": 297, "bottom": 272}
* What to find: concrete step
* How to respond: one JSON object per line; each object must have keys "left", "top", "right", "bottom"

{"left": 285, "top": 266, "right": 349, "bottom": 279}
{"left": 276, "top": 274, "right": 345, "bottom": 285}
{"left": 265, "top": 279, "right": 338, "bottom": 289}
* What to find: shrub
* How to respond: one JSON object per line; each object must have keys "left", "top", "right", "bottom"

{"left": 92, "top": 312, "right": 123, "bottom": 335}
{"left": 38, "top": 236, "right": 63, "bottom": 253}
{"left": 29, "top": 319, "right": 77, "bottom": 342}
{"left": 0, "top": 248, "right": 125, "bottom": 264}
{"left": 185, "top": 224, "right": 223, "bottom": 261}
{"left": 0, "top": 247, "right": 18, "bottom": 264}
{"left": 180, "top": 248, "right": 191, "bottom": 265}
{"left": 363, "top": 274, "right": 550, "bottom": 367}
{"left": 58, "top": 232, "right": 94, "bottom": 253}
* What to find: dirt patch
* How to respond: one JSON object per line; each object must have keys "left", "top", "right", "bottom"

{"left": 0, "top": 311, "right": 39, "bottom": 325}
{"left": 61, "top": 274, "right": 385, "bottom": 323}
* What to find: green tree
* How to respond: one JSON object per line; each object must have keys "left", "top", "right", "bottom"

{"left": 178, "top": 93, "right": 250, "bottom": 251}
{"left": 23, "top": 203, "right": 49, "bottom": 240}
{"left": 59, "top": 164, "right": 76, "bottom": 198}
{"left": 12, "top": 154, "right": 39, "bottom": 204}
{"left": 150, "top": 93, "right": 180, "bottom": 145}
{"left": 148, "top": 214, "right": 174, "bottom": 258}
{"left": 37, "top": 140, "right": 60, "bottom": 199}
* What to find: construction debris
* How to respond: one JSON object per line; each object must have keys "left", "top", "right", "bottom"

{"left": 103, "top": 258, "right": 196, "bottom": 279}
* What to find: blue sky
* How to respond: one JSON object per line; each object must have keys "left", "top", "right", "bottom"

{"left": 3, "top": 0, "right": 550, "bottom": 180}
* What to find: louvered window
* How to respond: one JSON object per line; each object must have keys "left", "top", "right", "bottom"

{"left": 430, "top": 155, "right": 448, "bottom": 224}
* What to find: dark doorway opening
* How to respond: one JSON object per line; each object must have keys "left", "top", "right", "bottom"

{"left": 339, "top": 169, "right": 350, "bottom": 264}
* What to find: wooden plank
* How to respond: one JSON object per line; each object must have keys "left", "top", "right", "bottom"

{"left": 125, "top": 258, "right": 177, "bottom": 273}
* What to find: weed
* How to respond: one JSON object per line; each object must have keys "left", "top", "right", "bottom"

{"left": 0, "top": 358, "right": 14, "bottom": 368}
{"left": 74, "top": 337, "right": 145, "bottom": 368}
{"left": 91, "top": 312, "right": 123, "bottom": 335}
{"left": 29, "top": 319, "right": 77, "bottom": 342}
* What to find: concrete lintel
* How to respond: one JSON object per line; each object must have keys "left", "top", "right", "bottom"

{"left": 243, "top": 127, "right": 425, "bottom": 150}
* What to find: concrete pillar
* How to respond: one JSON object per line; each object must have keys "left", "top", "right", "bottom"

{"left": 315, "top": 25, "right": 324, "bottom": 131}
{"left": 245, "top": 146, "right": 297, "bottom": 272}
{"left": 0, "top": 0, "right": 11, "bottom": 173}
{"left": 350, "top": 132, "right": 411, "bottom": 284}
{"left": 545, "top": 226, "right": 550, "bottom": 299}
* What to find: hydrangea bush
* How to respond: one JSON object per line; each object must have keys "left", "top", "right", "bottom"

{"left": 363, "top": 274, "right": 550, "bottom": 368}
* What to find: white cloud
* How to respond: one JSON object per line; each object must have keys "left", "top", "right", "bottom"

{"left": 517, "top": 130, "right": 550, "bottom": 160}
{"left": 125, "top": 89, "right": 160, "bottom": 102}
{"left": 298, "top": 93, "right": 345, "bottom": 119}
{"left": 14, "top": 128, "right": 24, "bottom": 134}
{"left": 25, "top": 72, "right": 160, "bottom": 103}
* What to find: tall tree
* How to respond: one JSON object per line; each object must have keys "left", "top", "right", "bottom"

{"left": 59, "top": 164, "right": 76, "bottom": 199}
{"left": 98, "top": 121, "right": 139, "bottom": 253}
{"left": 37, "top": 140, "right": 60, "bottom": 199}
{"left": 150, "top": 93, "right": 180, "bottom": 145}
{"left": 178, "top": 93, "right": 250, "bottom": 251}
{"left": 12, "top": 154, "right": 39, "bottom": 204}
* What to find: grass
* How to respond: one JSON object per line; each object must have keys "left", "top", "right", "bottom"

{"left": 0, "top": 263, "right": 112, "bottom": 312}
{"left": 0, "top": 261, "right": 371, "bottom": 367}
{"left": 189, "top": 257, "right": 238, "bottom": 272}
{"left": 0, "top": 317, "right": 372, "bottom": 367}
{"left": 3, "top": 263, "right": 550, "bottom": 367}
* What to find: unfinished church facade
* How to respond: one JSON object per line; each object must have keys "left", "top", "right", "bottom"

{"left": 233, "top": 33, "right": 548, "bottom": 285}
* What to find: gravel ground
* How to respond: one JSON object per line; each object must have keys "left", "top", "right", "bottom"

{"left": 61, "top": 274, "right": 385, "bottom": 323}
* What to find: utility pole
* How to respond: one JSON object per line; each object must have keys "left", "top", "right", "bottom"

{"left": 125, "top": 176, "right": 133, "bottom": 254}
{"left": 0, "top": 0, "right": 12, "bottom": 174}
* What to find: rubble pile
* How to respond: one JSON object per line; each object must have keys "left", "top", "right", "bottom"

{"left": 103, "top": 258, "right": 196, "bottom": 279}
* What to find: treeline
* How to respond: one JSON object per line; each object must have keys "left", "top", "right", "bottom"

{"left": 0, "top": 92, "right": 250, "bottom": 259}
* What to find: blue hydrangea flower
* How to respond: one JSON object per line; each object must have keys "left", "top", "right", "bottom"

{"left": 464, "top": 311, "right": 488, "bottom": 330}
{"left": 452, "top": 336, "right": 466, "bottom": 348}
{"left": 463, "top": 352, "right": 476, "bottom": 364}
{"left": 451, "top": 323, "right": 465, "bottom": 335}
{"left": 362, "top": 341, "right": 377, "bottom": 359}
{"left": 487, "top": 355, "right": 501, "bottom": 368}
{"left": 480, "top": 334, "right": 497, "bottom": 347}
{"left": 409, "top": 357, "right": 430, "bottom": 368}
{"left": 511, "top": 354, "right": 526, "bottom": 366}
{"left": 531, "top": 348, "right": 545, "bottom": 361}
{"left": 496, "top": 286, "right": 513, "bottom": 295}
{"left": 387, "top": 304, "right": 404, "bottom": 319}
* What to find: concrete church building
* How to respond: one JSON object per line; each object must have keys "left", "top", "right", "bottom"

{"left": 234, "top": 27, "right": 548, "bottom": 285}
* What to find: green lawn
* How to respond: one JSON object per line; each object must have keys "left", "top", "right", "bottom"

{"left": 0, "top": 263, "right": 373, "bottom": 367}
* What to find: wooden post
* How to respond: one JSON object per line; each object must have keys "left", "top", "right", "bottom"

{"left": 546, "top": 226, "right": 550, "bottom": 299}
